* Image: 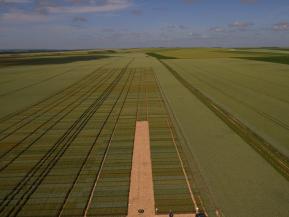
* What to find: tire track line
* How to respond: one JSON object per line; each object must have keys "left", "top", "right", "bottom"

{"left": 0, "top": 59, "right": 114, "bottom": 124}
{"left": 83, "top": 62, "right": 135, "bottom": 217}
{"left": 159, "top": 60, "right": 289, "bottom": 182}
{"left": 0, "top": 60, "right": 133, "bottom": 217}
{"left": 171, "top": 62, "right": 289, "bottom": 131}
{"left": 57, "top": 67, "right": 134, "bottom": 217}
{"left": 0, "top": 66, "right": 110, "bottom": 141}
{"left": 0, "top": 67, "right": 115, "bottom": 163}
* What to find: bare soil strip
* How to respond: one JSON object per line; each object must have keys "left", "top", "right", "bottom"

{"left": 128, "top": 121, "right": 155, "bottom": 217}
{"left": 127, "top": 121, "right": 195, "bottom": 217}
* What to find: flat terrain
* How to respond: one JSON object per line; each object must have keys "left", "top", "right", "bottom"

{"left": 0, "top": 49, "right": 289, "bottom": 217}
{"left": 149, "top": 55, "right": 289, "bottom": 217}
{"left": 164, "top": 58, "right": 289, "bottom": 156}
{"left": 128, "top": 121, "right": 156, "bottom": 217}
{"left": 0, "top": 53, "right": 198, "bottom": 217}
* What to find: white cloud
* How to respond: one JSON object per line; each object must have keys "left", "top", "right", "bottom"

{"left": 229, "top": 21, "right": 254, "bottom": 29}
{"left": 0, "top": 0, "right": 32, "bottom": 3}
{"left": 272, "top": 22, "right": 289, "bottom": 31}
{"left": 188, "top": 32, "right": 209, "bottom": 39}
{"left": 210, "top": 27, "right": 226, "bottom": 32}
{"left": 1, "top": 11, "right": 47, "bottom": 22}
{"left": 0, "top": 0, "right": 132, "bottom": 24}
{"left": 45, "top": 0, "right": 131, "bottom": 14}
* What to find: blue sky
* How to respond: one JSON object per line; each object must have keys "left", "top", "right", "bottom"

{"left": 0, "top": 0, "right": 288, "bottom": 49}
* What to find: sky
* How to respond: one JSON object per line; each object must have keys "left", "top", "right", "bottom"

{"left": 0, "top": 0, "right": 289, "bottom": 49}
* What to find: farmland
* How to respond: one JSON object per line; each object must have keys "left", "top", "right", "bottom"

{"left": 0, "top": 49, "right": 289, "bottom": 217}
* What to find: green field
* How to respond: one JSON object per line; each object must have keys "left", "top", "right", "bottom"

{"left": 0, "top": 49, "right": 289, "bottom": 217}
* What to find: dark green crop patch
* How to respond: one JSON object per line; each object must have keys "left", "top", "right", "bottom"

{"left": 0, "top": 55, "right": 109, "bottom": 67}
{"left": 239, "top": 55, "right": 289, "bottom": 65}
{"left": 146, "top": 52, "right": 177, "bottom": 59}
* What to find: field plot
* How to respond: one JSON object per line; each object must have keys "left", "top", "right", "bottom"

{"left": 0, "top": 56, "right": 206, "bottom": 216}
{"left": 137, "top": 69, "right": 197, "bottom": 214}
{"left": 162, "top": 58, "right": 289, "bottom": 157}
{"left": 0, "top": 58, "right": 134, "bottom": 217}
{"left": 148, "top": 54, "right": 289, "bottom": 217}
{"left": 1, "top": 50, "right": 288, "bottom": 217}
{"left": 0, "top": 58, "right": 115, "bottom": 119}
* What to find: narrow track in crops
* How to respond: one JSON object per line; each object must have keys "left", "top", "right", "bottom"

{"left": 0, "top": 59, "right": 114, "bottom": 124}
{"left": 0, "top": 67, "right": 128, "bottom": 215}
{"left": 171, "top": 62, "right": 289, "bottom": 131}
{"left": 0, "top": 64, "right": 79, "bottom": 86}
{"left": 0, "top": 79, "right": 18, "bottom": 86}
{"left": 159, "top": 60, "right": 289, "bottom": 182}
{"left": 0, "top": 67, "right": 117, "bottom": 165}
{"left": 0, "top": 62, "right": 112, "bottom": 136}
{"left": 123, "top": 67, "right": 144, "bottom": 215}
{"left": 135, "top": 68, "right": 143, "bottom": 121}
{"left": 57, "top": 68, "right": 135, "bottom": 217}
{"left": 82, "top": 68, "right": 136, "bottom": 217}
{"left": 131, "top": 68, "right": 203, "bottom": 215}
{"left": 152, "top": 71, "right": 203, "bottom": 214}
{"left": 195, "top": 63, "right": 289, "bottom": 105}
{"left": 218, "top": 63, "right": 289, "bottom": 90}
{"left": 153, "top": 69, "right": 224, "bottom": 217}
{"left": 0, "top": 67, "right": 78, "bottom": 97}
{"left": 0, "top": 60, "right": 133, "bottom": 217}
{"left": 137, "top": 68, "right": 149, "bottom": 122}
{"left": 0, "top": 67, "right": 110, "bottom": 145}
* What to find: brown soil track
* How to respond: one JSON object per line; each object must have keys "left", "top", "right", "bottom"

{"left": 127, "top": 121, "right": 195, "bottom": 217}
{"left": 127, "top": 121, "right": 155, "bottom": 217}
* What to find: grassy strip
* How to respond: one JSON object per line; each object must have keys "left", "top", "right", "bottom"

{"left": 238, "top": 55, "right": 289, "bottom": 65}
{"left": 146, "top": 52, "right": 177, "bottom": 59}
{"left": 158, "top": 59, "right": 289, "bottom": 182}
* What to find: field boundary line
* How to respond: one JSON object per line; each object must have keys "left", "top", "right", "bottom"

{"left": 171, "top": 61, "right": 289, "bottom": 131}
{"left": 83, "top": 59, "right": 135, "bottom": 217}
{"left": 152, "top": 70, "right": 213, "bottom": 214}
{"left": 153, "top": 66, "right": 225, "bottom": 217}
{"left": 166, "top": 119, "right": 199, "bottom": 212}
{"left": 0, "top": 67, "right": 116, "bottom": 166}
{"left": 0, "top": 59, "right": 115, "bottom": 123}
{"left": 0, "top": 67, "right": 111, "bottom": 142}
{"left": 0, "top": 60, "right": 132, "bottom": 216}
{"left": 0, "top": 67, "right": 76, "bottom": 97}
{"left": 57, "top": 70, "right": 134, "bottom": 217}
{"left": 158, "top": 59, "right": 289, "bottom": 182}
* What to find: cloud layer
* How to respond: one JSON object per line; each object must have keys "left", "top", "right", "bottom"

{"left": 0, "top": 0, "right": 132, "bottom": 17}
{"left": 273, "top": 22, "right": 289, "bottom": 31}
{"left": 0, "top": 0, "right": 289, "bottom": 49}
{"left": 46, "top": 0, "right": 131, "bottom": 14}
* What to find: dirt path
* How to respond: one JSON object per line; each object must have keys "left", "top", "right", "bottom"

{"left": 128, "top": 121, "right": 155, "bottom": 217}
{"left": 127, "top": 121, "right": 195, "bottom": 217}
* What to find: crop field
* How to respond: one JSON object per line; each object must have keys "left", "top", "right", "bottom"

{"left": 0, "top": 49, "right": 289, "bottom": 217}
{"left": 0, "top": 53, "right": 213, "bottom": 217}
{"left": 149, "top": 48, "right": 289, "bottom": 158}
{"left": 162, "top": 58, "right": 289, "bottom": 155}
